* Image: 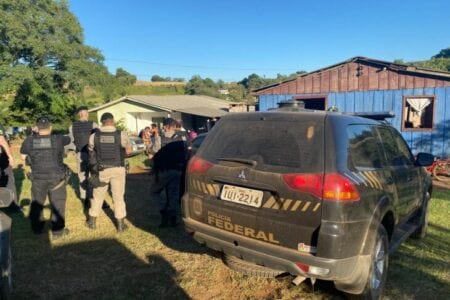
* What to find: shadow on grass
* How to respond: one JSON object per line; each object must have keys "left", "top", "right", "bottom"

{"left": 13, "top": 164, "right": 26, "bottom": 202}
{"left": 3, "top": 167, "right": 189, "bottom": 298}
{"left": 11, "top": 236, "right": 189, "bottom": 298}
{"left": 125, "top": 173, "right": 208, "bottom": 255}
{"left": 385, "top": 226, "right": 450, "bottom": 299}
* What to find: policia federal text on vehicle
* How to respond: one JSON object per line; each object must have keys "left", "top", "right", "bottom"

{"left": 20, "top": 116, "right": 71, "bottom": 240}
{"left": 182, "top": 104, "right": 434, "bottom": 299}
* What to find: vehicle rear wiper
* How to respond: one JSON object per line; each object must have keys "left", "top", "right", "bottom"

{"left": 217, "top": 157, "right": 257, "bottom": 167}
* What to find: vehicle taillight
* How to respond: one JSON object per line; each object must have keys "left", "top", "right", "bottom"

{"left": 283, "top": 172, "right": 360, "bottom": 201}
{"left": 322, "top": 173, "right": 360, "bottom": 201}
{"left": 187, "top": 156, "right": 213, "bottom": 174}
{"left": 282, "top": 173, "right": 323, "bottom": 198}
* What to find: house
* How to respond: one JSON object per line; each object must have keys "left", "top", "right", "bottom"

{"left": 89, "top": 95, "right": 233, "bottom": 134}
{"left": 254, "top": 57, "right": 450, "bottom": 157}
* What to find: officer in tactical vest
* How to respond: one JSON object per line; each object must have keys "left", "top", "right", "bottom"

{"left": 86, "top": 112, "right": 131, "bottom": 232}
{"left": 20, "top": 116, "right": 71, "bottom": 239}
{"left": 149, "top": 118, "right": 188, "bottom": 228}
{"left": 69, "top": 106, "right": 97, "bottom": 208}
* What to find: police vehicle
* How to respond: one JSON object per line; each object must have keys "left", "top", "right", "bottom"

{"left": 182, "top": 101, "right": 434, "bottom": 299}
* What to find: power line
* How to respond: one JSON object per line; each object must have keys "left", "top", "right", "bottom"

{"left": 107, "top": 57, "right": 299, "bottom": 72}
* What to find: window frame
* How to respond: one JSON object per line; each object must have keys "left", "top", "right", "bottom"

{"left": 401, "top": 95, "right": 436, "bottom": 132}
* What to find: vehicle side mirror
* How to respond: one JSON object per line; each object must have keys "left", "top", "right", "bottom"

{"left": 0, "top": 187, "right": 14, "bottom": 208}
{"left": 415, "top": 153, "right": 434, "bottom": 167}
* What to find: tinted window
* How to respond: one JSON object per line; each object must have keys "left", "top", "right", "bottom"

{"left": 347, "top": 125, "right": 383, "bottom": 170}
{"left": 198, "top": 119, "right": 324, "bottom": 173}
{"left": 192, "top": 135, "right": 206, "bottom": 149}
{"left": 376, "top": 127, "right": 413, "bottom": 167}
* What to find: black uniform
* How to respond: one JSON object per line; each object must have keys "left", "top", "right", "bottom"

{"left": 72, "top": 120, "right": 94, "bottom": 153}
{"left": 20, "top": 134, "right": 70, "bottom": 234}
{"left": 150, "top": 132, "right": 188, "bottom": 227}
{"left": 72, "top": 120, "right": 95, "bottom": 201}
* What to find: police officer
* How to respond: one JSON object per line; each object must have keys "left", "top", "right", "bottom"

{"left": 86, "top": 112, "right": 131, "bottom": 232}
{"left": 0, "top": 124, "right": 19, "bottom": 209}
{"left": 20, "top": 116, "right": 71, "bottom": 239}
{"left": 149, "top": 118, "right": 188, "bottom": 227}
{"left": 69, "top": 106, "right": 97, "bottom": 208}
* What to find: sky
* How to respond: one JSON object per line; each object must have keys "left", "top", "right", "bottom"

{"left": 69, "top": 0, "right": 450, "bottom": 82}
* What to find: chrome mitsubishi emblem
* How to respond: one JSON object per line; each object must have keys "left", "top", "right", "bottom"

{"left": 238, "top": 170, "right": 246, "bottom": 180}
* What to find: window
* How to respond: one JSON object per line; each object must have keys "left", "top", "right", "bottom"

{"left": 376, "top": 127, "right": 414, "bottom": 168}
{"left": 402, "top": 95, "right": 435, "bottom": 131}
{"left": 347, "top": 125, "right": 384, "bottom": 171}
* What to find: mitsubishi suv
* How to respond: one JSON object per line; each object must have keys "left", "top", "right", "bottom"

{"left": 182, "top": 108, "right": 433, "bottom": 299}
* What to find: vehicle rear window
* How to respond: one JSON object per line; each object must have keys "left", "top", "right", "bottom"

{"left": 198, "top": 119, "right": 324, "bottom": 173}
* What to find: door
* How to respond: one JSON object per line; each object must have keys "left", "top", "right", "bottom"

{"left": 376, "top": 127, "right": 420, "bottom": 222}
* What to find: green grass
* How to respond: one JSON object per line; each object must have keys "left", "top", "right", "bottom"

{"left": 6, "top": 143, "right": 450, "bottom": 299}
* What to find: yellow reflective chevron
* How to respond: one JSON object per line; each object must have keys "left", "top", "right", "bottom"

{"left": 301, "top": 201, "right": 311, "bottom": 212}
{"left": 263, "top": 196, "right": 276, "bottom": 208}
{"left": 206, "top": 184, "right": 215, "bottom": 196}
{"left": 291, "top": 200, "right": 302, "bottom": 211}
{"left": 369, "top": 171, "right": 383, "bottom": 189}
{"left": 359, "top": 172, "right": 375, "bottom": 188}
{"left": 282, "top": 199, "right": 293, "bottom": 210}
{"left": 312, "top": 203, "right": 321, "bottom": 212}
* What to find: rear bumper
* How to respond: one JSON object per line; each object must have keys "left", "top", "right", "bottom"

{"left": 184, "top": 217, "right": 370, "bottom": 281}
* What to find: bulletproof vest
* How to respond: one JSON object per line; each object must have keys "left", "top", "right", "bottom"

{"left": 29, "top": 135, "right": 64, "bottom": 177}
{"left": 94, "top": 130, "right": 124, "bottom": 167}
{"left": 72, "top": 121, "right": 94, "bottom": 152}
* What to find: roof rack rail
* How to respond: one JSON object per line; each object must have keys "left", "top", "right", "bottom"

{"left": 345, "top": 111, "right": 395, "bottom": 120}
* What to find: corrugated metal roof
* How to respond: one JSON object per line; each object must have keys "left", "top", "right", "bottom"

{"left": 253, "top": 56, "right": 450, "bottom": 93}
{"left": 89, "top": 95, "right": 230, "bottom": 118}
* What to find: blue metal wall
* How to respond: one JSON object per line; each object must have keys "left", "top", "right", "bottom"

{"left": 258, "top": 86, "right": 450, "bottom": 157}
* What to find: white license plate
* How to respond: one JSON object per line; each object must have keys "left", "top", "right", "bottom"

{"left": 220, "top": 185, "right": 263, "bottom": 208}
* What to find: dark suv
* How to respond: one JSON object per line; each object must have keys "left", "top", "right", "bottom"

{"left": 182, "top": 110, "right": 433, "bottom": 299}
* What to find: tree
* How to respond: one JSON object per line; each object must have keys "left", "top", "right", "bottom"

{"left": 185, "top": 75, "right": 223, "bottom": 98}
{"left": 432, "top": 47, "right": 450, "bottom": 59}
{"left": 115, "top": 68, "right": 136, "bottom": 86}
{"left": 0, "top": 0, "right": 111, "bottom": 125}
{"left": 151, "top": 75, "right": 165, "bottom": 82}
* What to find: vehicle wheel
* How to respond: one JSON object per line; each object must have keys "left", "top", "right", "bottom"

{"left": 0, "top": 246, "right": 12, "bottom": 300}
{"left": 222, "top": 254, "right": 285, "bottom": 278}
{"left": 432, "top": 162, "right": 450, "bottom": 181}
{"left": 348, "top": 225, "right": 388, "bottom": 300}
{"left": 412, "top": 192, "right": 430, "bottom": 239}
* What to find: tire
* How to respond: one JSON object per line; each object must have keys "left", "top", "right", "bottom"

{"left": 348, "top": 225, "right": 388, "bottom": 300}
{"left": 412, "top": 192, "right": 430, "bottom": 239}
{"left": 0, "top": 246, "right": 12, "bottom": 300}
{"left": 221, "top": 254, "right": 285, "bottom": 278}
{"left": 432, "top": 162, "right": 450, "bottom": 181}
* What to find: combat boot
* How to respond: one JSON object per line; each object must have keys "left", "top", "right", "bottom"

{"left": 117, "top": 218, "right": 128, "bottom": 232}
{"left": 85, "top": 216, "right": 96, "bottom": 229}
